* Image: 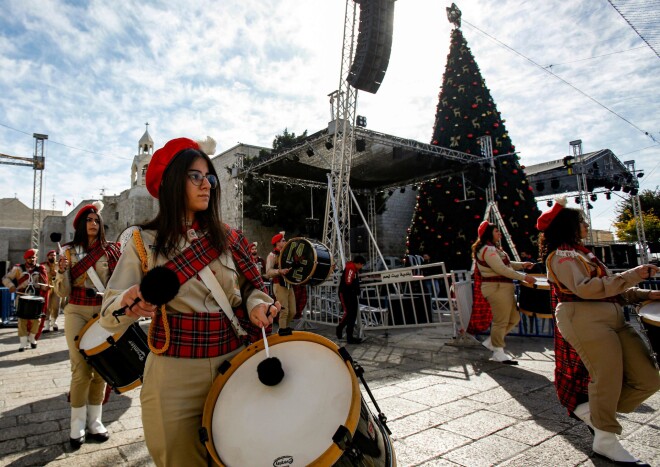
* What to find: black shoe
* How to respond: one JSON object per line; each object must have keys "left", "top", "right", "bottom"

{"left": 70, "top": 435, "right": 85, "bottom": 449}
{"left": 18, "top": 347, "right": 25, "bottom": 352}
{"left": 53, "top": 324, "right": 59, "bottom": 331}
{"left": 43, "top": 329, "right": 50, "bottom": 333}
{"left": 87, "top": 431, "right": 110, "bottom": 443}
{"left": 347, "top": 337, "right": 363, "bottom": 344}
{"left": 336, "top": 327, "right": 343, "bottom": 340}
{"left": 30, "top": 343, "right": 37, "bottom": 349}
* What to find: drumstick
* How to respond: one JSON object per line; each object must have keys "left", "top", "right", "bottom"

{"left": 261, "top": 326, "right": 271, "bottom": 358}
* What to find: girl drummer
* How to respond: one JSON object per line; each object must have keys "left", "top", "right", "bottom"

{"left": 54, "top": 201, "right": 121, "bottom": 448}
{"left": 99, "top": 137, "right": 279, "bottom": 467}
{"left": 471, "top": 221, "right": 536, "bottom": 363}
{"left": 538, "top": 196, "right": 660, "bottom": 465}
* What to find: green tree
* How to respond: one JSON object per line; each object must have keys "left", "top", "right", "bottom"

{"left": 614, "top": 188, "right": 660, "bottom": 244}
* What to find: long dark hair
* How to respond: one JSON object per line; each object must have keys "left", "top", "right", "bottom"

{"left": 69, "top": 210, "right": 107, "bottom": 249}
{"left": 143, "top": 148, "right": 227, "bottom": 257}
{"left": 539, "top": 208, "right": 583, "bottom": 261}
{"left": 471, "top": 223, "right": 497, "bottom": 259}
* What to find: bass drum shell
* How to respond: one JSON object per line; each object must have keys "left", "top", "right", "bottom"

{"left": 75, "top": 314, "right": 150, "bottom": 393}
{"left": 280, "top": 237, "right": 334, "bottom": 286}
{"left": 518, "top": 275, "right": 552, "bottom": 316}
{"left": 16, "top": 295, "right": 45, "bottom": 319}
{"left": 639, "top": 301, "right": 660, "bottom": 355}
{"left": 202, "top": 331, "right": 395, "bottom": 466}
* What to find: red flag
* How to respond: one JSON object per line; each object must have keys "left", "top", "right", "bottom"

{"left": 65, "top": 200, "right": 72, "bottom": 206}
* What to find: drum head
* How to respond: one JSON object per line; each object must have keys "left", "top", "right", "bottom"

{"left": 78, "top": 318, "right": 113, "bottom": 351}
{"left": 639, "top": 301, "right": 660, "bottom": 326}
{"left": 521, "top": 274, "right": 550, "bottom": 290}
{"left": 205, "top": 333, "right": 359, "bottom": 466}
{"left": 279, "top": 237, "right": 333, "bottom": 286}
{"left": 19, "top": 296, "right": 44, "bottom": 303}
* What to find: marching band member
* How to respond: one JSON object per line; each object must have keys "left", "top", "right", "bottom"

{"left": 54, "top": 201, "right": 121, "bottom": 448}
{"left": 336, "top": 255, "right": 366, "bottom": 344}
{"left": 266, "top": 231, "right": 295, "bottom": 332}
{"left": 41, "top": 249, "right": 60, "bottom": 332}
{"left": 2, "top": 248, "right": 48, "bottom": 351}
{"left": 538, "top": 196, "right": 660, "bottom": 466}
{"left": 471, "top": 221, "right": 535, "bottom": 363}
{"left": 99, "top": 137, "right": 279, "bottom": 467}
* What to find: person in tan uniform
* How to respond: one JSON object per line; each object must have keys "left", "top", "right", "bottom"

{"left": 265, "top": 231, "right": 295, "bottom": 332}
{"left": 55, "top": 201, "right": 121, "bottom": 448}
{"left": 471, "top": 221, "right": 536, "bottom": 363}
{"left": 2, "top": 248, "right": 48, "bottom": 351}
{"left": 538, "top": 196, "right": 660, "bottom": 466}
{"left": 41, "top": 249, "right": 60, "bottom": 332}
{"left": 99, "top": 137, "right": 279, "bottom": 467}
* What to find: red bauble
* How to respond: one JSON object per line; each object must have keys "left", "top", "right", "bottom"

{"left": 514, "top": 201, "right": 519, "bottom": 206}
{"left": 467, "top": 133, "right": 473, "bottom": 138}
{"left": 512, "top": 169, "right": 518, "bottom": 174}
{"left": 493, "top": 149, "right": 499, "bottom": 155}
{"left": 493, "top": 122, "right": 499, "bottom": 128}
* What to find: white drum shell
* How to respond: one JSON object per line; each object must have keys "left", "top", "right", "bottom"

{"left": 211, "top": 340, "right": 354, "bottom": 466}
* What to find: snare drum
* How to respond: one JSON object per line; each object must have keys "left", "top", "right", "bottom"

{"left": 202, "top": 331, "right": 395, "bottom": 466}
{"left": 280, "top": 237, "right": 334, "bottom": 286}
{"left": 638, "top": 301, "right": 660, "bottom": 355}
{"left": 16, "top": 295, "right": 45, "bottom": 319}
{"left": 518, "top": 275, "right": 552, "bottom": 316}
{"left": 75, "top": 314, "right": 150, "bottom": 393}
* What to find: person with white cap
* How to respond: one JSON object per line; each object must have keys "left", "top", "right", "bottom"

{"left": 538, "top": 195, "right": 660, "bottom": 466}
{"left": 2, "top": 248, "right": 49, "bottom": 351}
{"left": 471, "top": 220, "right": 536, "bottom": 363}
{"left": 99, "top": 136, "right": 279, "bottom": 467}
{"left": 55, "top": 200, "right": 121, "bottom": 448}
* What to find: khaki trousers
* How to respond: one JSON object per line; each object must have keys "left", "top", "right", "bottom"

{"left": 47, "top": 290, "right": 60, "bottom": 321}
{"left": 64, "top": 303, "right": 106, "bottom": 407}
{"left": 17, "top": 318, "right": 39, "bottom": 337}
{"left": 481, "top": 282, "right": 520, "bottom": 348}
{"left": 141, "top": 347, "right": 243, "bottom": 467}
{"left": 556, "top": 301, "right": 660, "bottom": 433}
{"left": 274, "top": 283, "right": 296, "bottom": 329}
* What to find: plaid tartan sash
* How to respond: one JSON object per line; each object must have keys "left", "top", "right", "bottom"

{"left": 70, "top": 242, "right": 121, "bottom": 282}
{"left": 69, "top": 286, "right": 103, "bottom": 306}
{"left": 467, "top": 264, "right": 493, "bottom": 334}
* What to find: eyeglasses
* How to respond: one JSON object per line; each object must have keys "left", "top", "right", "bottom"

{"left": 86, "top": 217, "right": 100, "bottom": 225}
{"left": 187, "top": 171, "right": 218, "bottom": 189}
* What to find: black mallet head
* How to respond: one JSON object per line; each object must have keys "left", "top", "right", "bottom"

{"left": 141, "top": 266, "right": 180, "bottom": 306}
{"left": 257, "top": 356, "right": 284, "bottom": 386}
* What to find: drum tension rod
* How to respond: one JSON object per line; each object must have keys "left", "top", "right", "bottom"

{"left": 338, "top": 348, "right": 392, "bottom": 435}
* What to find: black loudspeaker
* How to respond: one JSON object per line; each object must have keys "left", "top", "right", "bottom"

{"left": 347, "top": 0, "right": 395, "bottom": 94}
{"left": 389, "top": 295, "right": 429, "bottom": 325}
{"left": 610, "top": 244, "right": 638, "bottom": 269}
{"left": 350, "top": 226, "right": 367, "bottom": 252}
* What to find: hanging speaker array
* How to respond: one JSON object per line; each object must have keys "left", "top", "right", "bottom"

{"left": 347, "top": 0, "right": 396, "bottom": 94}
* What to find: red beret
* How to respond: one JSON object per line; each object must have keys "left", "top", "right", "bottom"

{"left": 477, "top": 221, "right": 492, "bottom": 238}
{"left": 536, "top": 196, "right": 567, "bottom": 232}
{"left": 146, "top": 138, "right": 199, "bottom": 198}
{"left": 271, "top": 232, "right": 285, "bottom": 245}
{"left": 23, "top": 248, "right": 37, "bottom": 259}
{"left": 47, "top": 250, "right": 56, "bottom": 256}
{"left": 73, "top": 201, "right": 104, "bottom": 228}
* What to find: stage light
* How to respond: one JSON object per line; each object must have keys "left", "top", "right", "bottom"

{"left": 325, "top": 139, "right": 333, "bottom": 150}
{"left": 630, "top": 188, "right": 639, "bottom": 196}
{"left": 535, "top": 182, "right": 544, "bottom": 192}
{"left": 637, "top": 172, "right": 644, "bottom": 178}
{"left": 613, "top": 185, "right": 621, "bottom": 191}
{"left": 588, "top": 203, "right": 593, "bottom": 210}
{"left": 575, "top": 197, "right": 582, "bottom": 204}
{"left": 411, "top": 185, "right": 418, "bottom": 191}
{"left": 388, "top": 190, "right": 394, "bottom": 196}
{"left": 590, "top": 194, "right": 597, "bottom": 202}
{"left": 355, "top": 139, "right": 366, "bottom": 152}
{"left": 400, "top": 187, "right": 406, "bottom": 194}
{"left": 551, "top": 179, "right": 560, "bottom": 189}
{"left": 605, "top": 191, "right": 612, "bottom": 200}
{"left": 306, "top": 148, "right": 314, "bottom": 157}
{"left": 622, "top": 186, "right": 631, "bottom": 193}
{"left": 356, "top": 115, "right": 367, "bottom": 128}
{"left": 546, "top": 200, "right": 553, "bottom": 207}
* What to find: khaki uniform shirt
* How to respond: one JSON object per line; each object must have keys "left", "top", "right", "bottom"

{"left": 477, "top": 245, "right": 526, "bottom": 281}
{"left": 53, "top": 245, "right": 113, "bottom": 298}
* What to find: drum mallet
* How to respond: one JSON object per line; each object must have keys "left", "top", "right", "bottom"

{"left": 257, "top": 307, "right": 284, "bottom": 386}
{"left": 50, "top": 232, "right": 63, "bottom": 256}
{"left": 112, "top": 266, "right": 180, "bottom": 322}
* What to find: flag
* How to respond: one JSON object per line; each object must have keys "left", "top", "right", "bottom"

{"left": 65, "top": 200, "right": 72, "bottom": 206}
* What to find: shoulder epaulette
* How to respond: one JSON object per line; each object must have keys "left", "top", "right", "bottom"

{"left": 555, "top": 249, "right": 578, "bottom": 258}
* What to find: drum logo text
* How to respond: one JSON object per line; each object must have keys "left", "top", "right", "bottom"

{"left": 128, "top": 340, "right": 147, "bottom": 361}
{"left": 273, "top": 455, "right": 294, "bottom": 466}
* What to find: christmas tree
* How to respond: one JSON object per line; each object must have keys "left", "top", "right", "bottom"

{"left": 406, "top": 23, "right": 540, "bottom": 271}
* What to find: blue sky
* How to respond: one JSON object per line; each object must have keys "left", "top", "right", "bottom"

{"left": 1, "top": 0, "right": 658, "bottom": 235}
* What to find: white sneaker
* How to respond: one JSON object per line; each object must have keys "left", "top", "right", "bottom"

{"left": 491, "top": 347, "right": 518, "bottom": 365}
{"left": 482, "top": 336, "right": 494, "bottom": 351}
{"left": 592, "top": 428, "right": 640, "bottom": 464}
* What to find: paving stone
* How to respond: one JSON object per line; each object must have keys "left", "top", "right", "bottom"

{"left": 441, "top": 410, "right": 518, "bottom": 440}
{"left": 394, "top": 427, "right": 471, "bottom": 466}
{"left": 443, "top": 434, "right": 529, "bottom": 467}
